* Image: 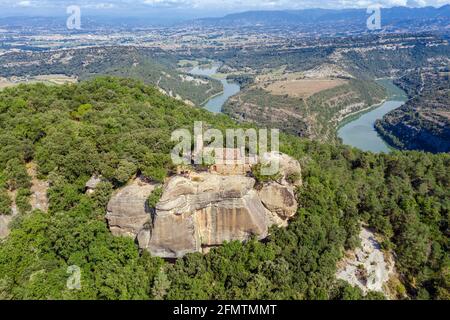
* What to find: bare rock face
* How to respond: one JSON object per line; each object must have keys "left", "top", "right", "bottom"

{"left": 27, "top": 163, "right": 49, "bottom": 212}
{"left": 106, "top": 178, "right": 157, "bottom": 238}
{"left": 279, "top": 153, "right": 302, "bottom": 187}
{"left": 106, "top": 153, "right": 302, "bottom": 258}
{"left": 336, "top": 227, "right": 396, "bottom": 297}
{"left": 85, "top": 175, "right": 103, "bottom": 194}
{"left": 138, "top": 173, "right": 270, "bottom": 258}
{"left": 264, "top": 151, "right": 302, "bottom": 187}
{"left": 1, "top": 163, "right": 49, "bottom": 240}
{"left": 0, "top": 215, "right": 14, "bottom": 239}
{"left": 258, "top": 183, "right": 298, "bottom": 219}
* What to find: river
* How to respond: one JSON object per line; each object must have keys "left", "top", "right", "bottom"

{"left": 190, "top": 64, "right": 407, "bottom": 154}
{"left": 189, "top": 64, "right": 241, "bottom": 113}
{"left": 337, "top": 79, "right": 408, "bottom": 153}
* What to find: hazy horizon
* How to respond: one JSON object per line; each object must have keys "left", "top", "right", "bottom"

{"left": 0, "top": 0, "right": 449, "bottom": 19}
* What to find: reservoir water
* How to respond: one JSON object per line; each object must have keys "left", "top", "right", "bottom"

{"left": 189, "top": 64, "right": 241, "bottom": 113}
{"left": 337, "top": 79, "right": 408, "bottom": 153}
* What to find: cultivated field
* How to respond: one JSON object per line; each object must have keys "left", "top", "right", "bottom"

{"left": 0, "top": 74, "right": 77, "bottom": 89}
{"left": 263, "top": 79, "right": 347, "bottom": 98}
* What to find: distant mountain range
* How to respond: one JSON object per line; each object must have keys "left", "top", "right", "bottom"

{"left": 192, "top": 5, "right": 450, "bottom": 32}
{"left": 1, "top": 5, "right": 448, "bottom": 32}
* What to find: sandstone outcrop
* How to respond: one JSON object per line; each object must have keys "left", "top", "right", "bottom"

{"left": 85, "top": 175, "right": 103, "bottom": 194}
{"left": 106, "top": 178, "right": 157, "bottom": 238}
{"left": 138, "top": 173, "right": 270, "bottom": 258}
{"left": 1, "top": 164, "right": 49, "bottom": 240}
{"left": 263, "top": 151, "right": 302, "bottom": 187}
{"left": 106, "top": 153, "right": 302, "bottom": 258}
{"left": 258, "top": 183, "right": 297, "bottom": 219}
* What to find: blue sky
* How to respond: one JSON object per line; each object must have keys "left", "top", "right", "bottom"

{"left": 1, "top": 0, "right": 449, "bottom": 17}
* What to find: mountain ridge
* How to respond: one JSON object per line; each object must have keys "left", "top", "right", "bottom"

{"left": 191, "top": 5, "right": 450, "bottom": 30}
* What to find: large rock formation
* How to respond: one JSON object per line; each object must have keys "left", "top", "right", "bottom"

{"left": 106, "top": 178, "right": 157, "bottom": 238}
{"left": 263, "top": 151, "right": 302, "bottom": 187}
{"left": 138, "top": 173, "right": 271, "bottom": 258}
{"left": 106, "top": 153, "right": 301, "bottom": 258}
{"left": 258, "top": 183, "right": 297, "bottom": 219}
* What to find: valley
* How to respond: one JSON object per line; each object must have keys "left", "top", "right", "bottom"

{"left": 0, "top": 4, "right": 448, "bottom": 303}
{"left": 188, "top": 63, "right": 241, "bottom": 113}
{"left": 338, "top": 79, "right": 408, "bottom": 153}
{"left": 0, "top": 77, "right": 448, "bottom": 300}
{"left": 376, "top": 69, "right": 450, "bottom": 153}
{"left": 1, "top": 21, "right": 449, "bottom": 145}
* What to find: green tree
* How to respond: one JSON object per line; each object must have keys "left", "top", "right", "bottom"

{"left": 0, "top": 190, "right": 12, "bottom": 216}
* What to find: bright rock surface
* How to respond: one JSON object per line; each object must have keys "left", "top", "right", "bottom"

{"left": 106, "top": 153, "right": 302, "bottom": 258}
{"left": 106, "top": 178, "right": 157, "bottom": 238}
{"left": 336, "top": 227, "right": 395, "bottom": 295}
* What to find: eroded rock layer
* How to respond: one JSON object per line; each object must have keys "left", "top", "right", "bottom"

{"left": 106, "top": 153, "right": 301, "bottom": 258}
{"left": 106, "top": 178, "right": 156, "bottom": 238}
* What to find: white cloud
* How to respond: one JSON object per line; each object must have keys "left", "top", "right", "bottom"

{"left": 138, "top": 0, "right": 450, "bottom": 9}
{"left": 84, "top": 2, "right": 117, "bottom": 9}
{"left": 17, "top": 0, "right": 32, "bottom": 6}
{"left": 407, "top": 0, "right": 427, "bottom": 6}
{"left": 1, "top": 0, "right": 449, "bottom": 10}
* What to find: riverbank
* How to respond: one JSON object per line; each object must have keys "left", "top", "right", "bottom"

{"left": 189, "top": 63, "right": 241, "bottom": 113}
{"left": 337, "top": 79, "right": 408, "bottom": 153}
{"left": 198, "top": 89, "right": 225, "bottom": 107}
{"left": 336, "top": 98, "right": 387, "bottom": 131}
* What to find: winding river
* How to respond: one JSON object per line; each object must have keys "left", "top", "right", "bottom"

{"left": 337, "top": 79, "right": 407, "bottom": 153}
{"left": 189, "top": 64, "right": 241, "bottom": 114}
{"left": 190, "top": 64, "right": 407, "bottom": 154}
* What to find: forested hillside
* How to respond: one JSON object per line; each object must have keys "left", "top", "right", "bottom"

{"left": 0, "top": 78, "right": 448, "bottom": 300}
{"left": 224, "top": 79, "right": 386, "bottom": 141}
{"left": 190, "top": 34, "right": 450, "bottom": 78}
{"left": 341, "top": 40, "right": 450, "bottom": 79}
{"left": 376, "top": 70, "right": 450, "bottom": 153}
{"left": 0, "top": 46, "right": 222, "bottom": 106}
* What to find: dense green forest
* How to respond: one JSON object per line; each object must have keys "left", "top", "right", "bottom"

{"left": 0, "top": 46, "right": 222, "bottom": 106}
{"left": 0, "top": 78, "right": 448, "bottom": 300}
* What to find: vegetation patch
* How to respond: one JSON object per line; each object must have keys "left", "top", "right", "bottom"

{"left": 0, "top": 78, "right": 447, "bottom": 300}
